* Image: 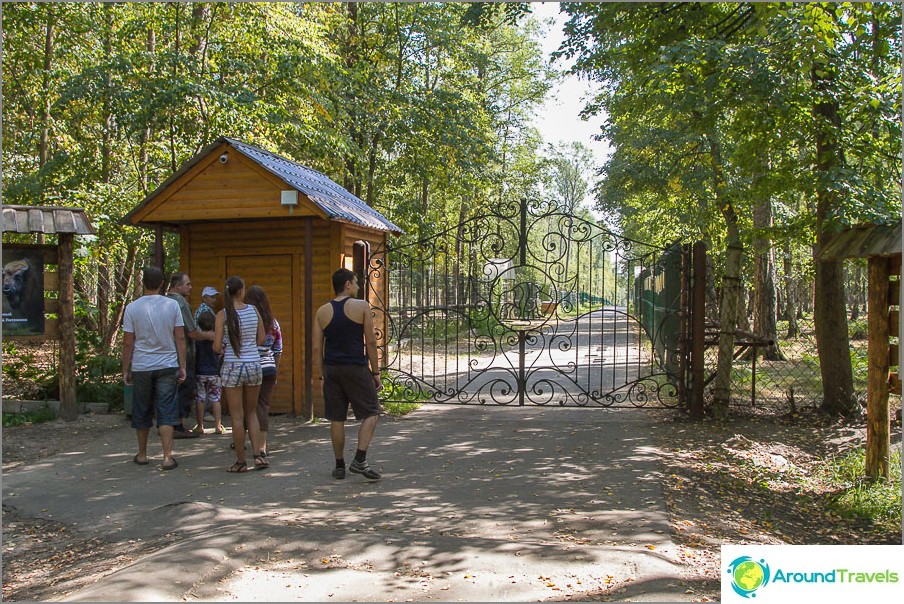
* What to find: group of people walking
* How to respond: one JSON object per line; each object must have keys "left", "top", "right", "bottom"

{"left": 121, "top": 266, "right": 383, "bottom": 480}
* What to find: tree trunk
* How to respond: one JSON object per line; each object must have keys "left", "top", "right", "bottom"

{"left": 102, "top": 245, "right": 137, "bottom": 350}
{"left": 38, "top": 7, "right": 54, "bottom": 169}
{"left": 736, "top": 282, "right": 750, "bottom": 332}
{"left": 812, "top": 64, "right": 855, "bottom": 415}
{"left": 783, "top": 239, "right": 799, "bottom": 338}
{"left": 59, "top": 234, "right": 79, "bottom": 421}
{"left": 752, "top": 197, "right": 782, "bottom": 359}
{"left": 849, "top": 264, "right": 861, "bottom": 321}
{"left": 97, "top": 4, "right": 114, "bottom": 341}
{"left": 707, "top": 130, "right": 741, "bottom": 420}
{"left": 139, "top": 27, "right": 155, "bottom": 193}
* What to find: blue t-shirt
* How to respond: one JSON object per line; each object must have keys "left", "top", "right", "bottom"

{"left": 195, "top": 339, "right": 220, "bottom": 376}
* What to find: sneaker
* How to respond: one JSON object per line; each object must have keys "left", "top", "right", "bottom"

{"left": 331, "top": 466, "right": 346, "bottom": 479}
{"left": 348, "top": 459, "right": 381, "bottom": 480}
{"left": 191, "top": 424, "right": 205, "bottom": 435}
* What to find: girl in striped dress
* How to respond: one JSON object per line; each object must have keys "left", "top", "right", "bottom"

{"left": 214, "top": 275, "right": 266, "bottom": 472}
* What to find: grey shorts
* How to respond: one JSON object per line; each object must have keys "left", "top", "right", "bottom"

{"left": 322, "top": 364, "right": 381, "bottom": 422}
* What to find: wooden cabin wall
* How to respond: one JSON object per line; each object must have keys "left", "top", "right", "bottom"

{"left": 181, "top": 218, "right": 335, "bottom": 415}
{"left": 138, "top": 144, "right": 322, "bottom": 223}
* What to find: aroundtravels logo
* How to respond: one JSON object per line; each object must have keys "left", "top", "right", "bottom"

{"left": 722, "top": 545, "right": 903, "bottom": 601}
{"left": 726, "top": 556, "right": 771, "bottom": 598}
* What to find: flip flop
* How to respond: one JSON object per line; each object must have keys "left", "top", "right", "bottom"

{"left": 133, "top": 454, "right": 149, "bottom": 465}
{"left": 254, "top": 454, "right": 269, "bottom": 470}
{"left": 159, "top": 458, "right": 179, "bottom": 471}
{"left": 227, "top": 461, "right": 249, "bottom": 473}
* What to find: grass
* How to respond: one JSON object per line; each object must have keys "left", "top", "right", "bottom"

{"left": 2, "top": 406, "right": 58, "bottom": 428}
{"left": 822, "top": 447, "right": 903, "bottom": 534}
{"left": 383, "top": 401, "right": 421, "bottom": 416}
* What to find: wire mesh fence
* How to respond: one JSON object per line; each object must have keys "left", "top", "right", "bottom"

{"left": 702, "top": 314, "right": 902, "bottom": 417}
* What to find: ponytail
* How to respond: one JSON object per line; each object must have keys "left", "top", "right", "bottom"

{"left": 224, "top": 276, "right": 244, "bottom": 356}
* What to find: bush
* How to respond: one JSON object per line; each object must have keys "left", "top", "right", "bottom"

{"left": 2, "top": 406, "right": 58, "bottom": 428}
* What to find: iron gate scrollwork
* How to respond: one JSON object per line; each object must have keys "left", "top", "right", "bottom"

{"left": 367, "top": 198, "right": 689, "bottom": 408}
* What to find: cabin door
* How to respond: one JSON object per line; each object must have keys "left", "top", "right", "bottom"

{"left": 226, "top": 254, "right": 294, "bottom": 413}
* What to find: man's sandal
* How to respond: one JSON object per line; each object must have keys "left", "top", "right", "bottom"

{"left": 253, "top": 454, "right": 269, "bottom": 470}
{"left": 227, "top": 461, "right": 248, "bottom": 473}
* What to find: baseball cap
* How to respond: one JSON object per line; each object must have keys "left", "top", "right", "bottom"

{"left": 201, "top": 286, "right": 220, "bottom": 297}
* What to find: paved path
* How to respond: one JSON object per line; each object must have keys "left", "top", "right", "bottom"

{"left": 2, "top": 405, "right": 705, "bottom": 601}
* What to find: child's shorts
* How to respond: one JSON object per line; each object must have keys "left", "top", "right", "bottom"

{"left": 195, "top": 374, "right": 222, "bottom": 408}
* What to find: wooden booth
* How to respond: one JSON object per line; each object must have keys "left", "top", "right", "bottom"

{"left": 2, "top": 205, "right": 96, "bottom": 420}
{"left": 821, "top": 221, "right": 901, "bottom": 479}
{"left": 124, "top": 137, "right": 402, "bottom": 419}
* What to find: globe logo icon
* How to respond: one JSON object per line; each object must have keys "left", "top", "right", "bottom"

{"left": 727, "top": 556, "right": 770, "bottom": 598}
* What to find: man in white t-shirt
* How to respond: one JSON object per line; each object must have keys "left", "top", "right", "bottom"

{"left": 122, "top": 266, "right": 187, "bottom": 471}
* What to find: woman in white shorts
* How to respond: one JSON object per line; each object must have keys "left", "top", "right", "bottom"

{"left": 215, "top": 275, "right": 266, "bottom": 472}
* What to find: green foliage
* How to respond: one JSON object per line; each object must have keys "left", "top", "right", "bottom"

{"left": 382, "top": 401, "right": 421, "bottom": 417}
{"left": 823, "top": 448, "right": 902, "bottom": 533}
{"left": 2, "top": 1, "right": 555, "bottom": 367}
{"left": 1, "top": 342, "right": 58, "bottom": 400}
{"left": 2, "top": 406, "right": 58, "bottom": 428}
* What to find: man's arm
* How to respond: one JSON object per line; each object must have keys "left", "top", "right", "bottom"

{"left": 122, "top": 331, "right": 135, "bottom": 385}
{"left": 174, "top": 325, "right": 187, "bottom": 382}
{"left": 311, "top": 307, "right": 325, "bottom": 380}
{"left": 213, "top": 311, "right": 225, "bottom": 356}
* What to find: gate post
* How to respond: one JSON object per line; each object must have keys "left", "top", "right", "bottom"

{"left": 677, "top": 244, "right": 690, "bottom": 408}
{"left": 690, "top": 241, "right": 707, "bottom": 419}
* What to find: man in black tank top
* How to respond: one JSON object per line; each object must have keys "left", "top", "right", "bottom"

{"left": 312, "top": 268, "right": 384, "bottom": 480}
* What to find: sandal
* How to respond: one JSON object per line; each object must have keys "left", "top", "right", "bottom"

{"left": 227, "top": 461, "right": 249, "bottom": 473}
{"left": 254, "top": 454, "right": 269, "bottom": 470}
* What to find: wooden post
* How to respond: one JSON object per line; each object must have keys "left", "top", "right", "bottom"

{"left": 154, "top": 225, "right": 164, "bottom": 269}
{"left": 302, "top": 217, "right": 314, "bottom": 422}
{"left": 866, "top": 256, "right": 890, "bottom": 479}
{"left": 690, "top": 241, "right": 706, "bottom": 419}
{"left": 58, "top": 233, "right": 78, "bottom": 421}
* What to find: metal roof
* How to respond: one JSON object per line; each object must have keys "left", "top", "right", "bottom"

{"left": 223, "top": 138, "right": 403, "bottom": 234}
{"left": 2, "top": 205, "right": 96, "bottom": 235}
{"left": 819, "top": 222, "right": 901, "bottom": 260}
{"left": 125, "top": 137, "right": 402, "bottom": 234}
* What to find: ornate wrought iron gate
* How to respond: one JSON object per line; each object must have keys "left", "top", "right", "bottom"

{"left": 367, "top": 198, "right": 690, "bottom": 408}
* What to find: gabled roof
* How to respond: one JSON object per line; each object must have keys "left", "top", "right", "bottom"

{"left": 125, "top": 137, "right": 403, "bottom": 234}
{"left": 819, "top": 222, "right": 901, "bottom": 260}
{"left": 2, "top": 205, "right": 96, "bottom": 235}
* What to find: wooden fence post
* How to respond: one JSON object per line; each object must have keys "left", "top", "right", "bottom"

{"left": 866, "top": 256, "right": 890, "bottom": 479}
{"left": 58, "top": 233, "right": 78, "bottom": 421}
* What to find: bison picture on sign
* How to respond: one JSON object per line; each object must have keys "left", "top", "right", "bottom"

{"left": 2, "top": 247, "right": 44, "bottom": 336}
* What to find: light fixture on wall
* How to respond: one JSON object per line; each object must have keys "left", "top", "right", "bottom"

{"left": 281, "top": 190, "right": 298, "bottom": 215}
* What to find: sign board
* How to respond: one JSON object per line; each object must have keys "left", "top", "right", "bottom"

{"left": 2, "top": 245, "right": 45, "bottom": 336}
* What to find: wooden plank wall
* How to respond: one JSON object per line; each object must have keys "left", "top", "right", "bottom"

{"left": 183, "top": 219, "right": 335, "bottom": 415}
{"left": 139, "top": 145, "right": 322, "bottom": 223}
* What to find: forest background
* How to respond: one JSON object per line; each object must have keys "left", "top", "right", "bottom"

{"left": 1, "top": 2, "right": 901, "bottom": 418}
